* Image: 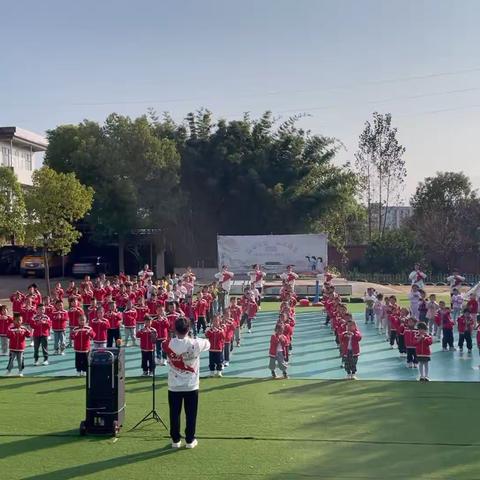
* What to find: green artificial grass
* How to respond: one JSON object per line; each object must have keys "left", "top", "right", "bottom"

{"left": 1, "top": 377, "right": 480, "bottom": 479}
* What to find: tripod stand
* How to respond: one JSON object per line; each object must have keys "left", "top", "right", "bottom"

{"left": 130, "top": 366, "right": 168, "bottom": 431}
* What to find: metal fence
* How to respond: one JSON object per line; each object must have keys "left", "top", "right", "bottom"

{"left": 346, "top": 272, "right": 480, "bottom": 285}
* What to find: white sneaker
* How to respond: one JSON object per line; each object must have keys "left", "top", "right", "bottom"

{"left": 351, "top": 375, "right": 357, "bottom": 380}
{"left": 43, "top": 360, "right": 49, "bottom": 366}
{"left": 346, "top": 374, "right": 351, "bottom": 380}
{"left": 61, "top": 351, "right": 65, "bottom": 356}
{"left": 5, "top": 370, "right": 12, "bottom": 376}
{"left": 77, "top": 372, "right": 82, "bottom": 377}
{"left": 185, "top": 439, "right": 198, "bottom": 449}
{"left": 34, "top": 361, "right": 39, "bottom": 366}
{"left": 155, "top": 358, "right": 161, "bottom": 365}
{"left": 171, "top": 441, "right": 182, "bottom": 449}
{"left": 248, "top": 329, "right": 252, "bottom": 334}
{"left": 209, "top": 371, "right": 215, "bottom": 377}
{"left": 18, "top": 372, "right": 23, "bottom": 377}
{"left": 223, "top": 362, "right": 229, "bottom": 367}
{"left": 217, "top": 371, "right": 223, "bottom": 377}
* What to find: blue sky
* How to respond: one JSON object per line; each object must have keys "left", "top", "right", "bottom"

{"left": 2, "top": 0, "right": 480, "bottom": 198}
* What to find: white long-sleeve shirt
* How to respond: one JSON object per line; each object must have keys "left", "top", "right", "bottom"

{"left": 165, "top": 337, "right": 210, "bottom": 392}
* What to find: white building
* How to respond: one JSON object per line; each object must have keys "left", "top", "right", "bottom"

{"left": 370, "top": 205, "right": 413, "bottom": 230}
{"left": 0, "top": 126, "right": 48, "bottom": 186}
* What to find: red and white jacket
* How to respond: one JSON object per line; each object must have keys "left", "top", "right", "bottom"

{"left": 404, "top": 327, "right": 417, "bottom": 348}
{"left": 151, "top": 316, "right": 169, "bottom": 340}
{"left": 167, "top": 312, "right": 181, "bottom": 333}
{"left": 68, "top": 307, "right": 84, "bottom": 328}
{"left": 71, "top": 326, "right": 95, "bottom": 352}
{"left": 135, "top": 305, "right": 149, "bottom": 324}
{"left": 7, "top": 327, "right": 31, "bottom": 351}
{"left": 51, "top": 309, "right": 69, "bottom": 331}
{"left": 224, "top": 321, "right": 236, "bottom": 343}
{"left": 30, "top": 314, "right": 52, "bottom": 337}
{"left": 414, "top": 334, "right": 433, "bottom": 357}
{"left": 244, "top": 300, "right": 258, "bottom": 319}
{"left": 0, "top": 315, "right": 13, "bottom": 336}
{"left": 136, "top": 327, "right": 157, "bottom": 351}
{"left": 105, "top": 311, "right": 122, "bottom": 329}
{"left": 269, "top": 333, "right": 288, "bottom": 357}
{"left": 123, "top": 308, "right": 137, "bottom": 328}
{"left": 10, "top": 292, "right": 25, "bottom": 313}
{"left": 457, "top": 315, "right": 474, "bottom": 334}
{"left": 91, "top": 319, "right": 110, "bottom": 342}
{"left": 340, "top": 330, "right": 362, "bottom": 356}
{"left": 205, "top": 327, "right": 225, "bottom": 352}
{"left": 193, "top": 299, "right": 209, "bottom": 318}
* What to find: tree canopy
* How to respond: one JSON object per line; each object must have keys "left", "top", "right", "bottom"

{"left": 0, "top": 166, "right": 26, "bottom": 243}
{"left": 45, "top": 110, "right": 360, "bottom": 267}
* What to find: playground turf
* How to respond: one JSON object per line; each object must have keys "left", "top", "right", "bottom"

{"left": 1, "top": 377, "right": 480, "bottom": 479}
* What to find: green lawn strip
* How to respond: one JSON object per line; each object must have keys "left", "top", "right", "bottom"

{"left": 1, "top": 377, "right": 479, "bottom": 479}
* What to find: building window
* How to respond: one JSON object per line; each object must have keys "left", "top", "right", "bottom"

{"left": 21, "top": 151, "right": 32, "bottom": 171}
{"left": 2, "top": 146, "right": 11, "bottom": 167}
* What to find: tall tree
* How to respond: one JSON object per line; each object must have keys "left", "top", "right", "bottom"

{"left": 355, "top": 112, "right": 406, "bottom": 239}
{"left": 25, "top": 167, "right": 94, "bottom": 294}
{"left": 409, "top": 171, "right": 480, "bottom": 270}
{"left": 0, "top": 166, "right": 26, "bottom": 244}
{"left": 45, "top": 114, "right": 181, "bottom": 272}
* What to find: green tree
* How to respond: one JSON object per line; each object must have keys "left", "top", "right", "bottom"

{"left": 25, "top": 167, "right": 94, "bottom": 294}
{"left": 364, "top": 229, "right": 423, "bottom": 274}
{"left": 165, "top": 110, "right": 358, "bottom": 262}
{"left": 409, "top": 171, "right": 480, "bottom": 270}
{"left": 0, "top": 166, "right": 26, "bottom": 244}
{"left": 45, "top": 114, "right": 181, "bottom": 272}
{"left": 355, "top": 112, "right": 406, "bottom": 239}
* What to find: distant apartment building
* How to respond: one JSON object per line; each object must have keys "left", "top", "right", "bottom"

{"left": 370, "top": 205, "right": 413, "bottom": 230}
{"left": 0, "top": 126, "right": 48, "bottom": 186}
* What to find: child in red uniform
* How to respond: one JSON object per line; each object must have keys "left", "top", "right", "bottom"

{"left": 205, "top": 316, "right": 225, "bottom": 377}
{"left": 414, "top": 322, "right": 433, "bottom": 381}
{"left": 31, "top": 304, "right": 52, "bottom": 366}
{"left": 166, "top": 302, "right": 180, "bottom": 337}
{"left": 269, "top": 324, "right": 288, "bottom": 379}
{"left": 67, "top": 298, "right": 84, "bottom": 348}
{"left": 105, "top": 302, "right": 122, "bottom": 348}
{"left": 91, "top": 306, "right": 110, "bottom": 349}
{"left": 229, "top": 297, "right": 242, "bottom": 346}
{"left": 10, "top": 291, "right": 25, "bottom": 314}
{"left": 193, "top": 292, "right": 209, "bottom": 334}
{"left": 152, "top": 304, "right": 169, "bottom": 365}
{"left": 222, "top": 313, "right": 235, "bottom": 367}
{"left": 340, "top": 319, "right": 362, "bottom": 379}
{"left": 457, "top": 308, "right": 474, "bottom": 354}
{"left": 0, "top": 305, "right": 13, "bottom": 355}
{"left": 71, "top": 315, "right": 95, "bottom": 376}
{"left": 467, "top": 294, "right": 479, "bottom": 322}
{"left": 388, "top": 309, "right": 400, "bottom": 348}
{"left": 136, "top": 316, "right": 157, "bottom": 376}
{"left": 436, "top": 304, "right": 455, "bottom": 351}
{"left": 123, "top": 300, "right": 138, "bottom": 346}
{"left": 242, "top": 298, "right": 258, "bottom": 334}
{"left": 404, "top": 317, "right": 418, "bottom": 368}
{"left": 6, "top": 314, "right": 31, "bottom": 376}
{"left": 135, "top": 297, "right": 149, "bottom": 334}
{"left": 51, "top": 299, "right": 68, "bottom": 355}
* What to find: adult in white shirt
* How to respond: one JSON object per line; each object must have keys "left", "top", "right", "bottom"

{"left": 138, "top": 264, "right": 154, "bottom": 282}
{"left": 280, "top": 265, "right": 299, "bottom": 290}
{"left": 446, "top": 269, "right": 465, "bottom": 294}
{"left": 174, "top": 280, "right": 188, "bottom": 301}
{"left": 248, "top": 264, "right": 266, "bottom": 292}
{"left": 408, "top": 264, "right": 426, "bottom": 289}
{"left": 214, "top": 265, "right": 234, "bottom": 314}
{"left": 162, "top": 317, "right": 210, "bottom": 449}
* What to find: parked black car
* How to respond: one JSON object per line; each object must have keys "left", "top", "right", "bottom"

{"left": 0, "top": 246, "right": 29, "bottom": 274}
{"left": 72, "top": 256, "right": 112, "bottom": 278}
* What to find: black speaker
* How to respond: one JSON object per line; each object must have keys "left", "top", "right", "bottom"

{"left": 80, "top": 348, "right": 125, "bottom": 436}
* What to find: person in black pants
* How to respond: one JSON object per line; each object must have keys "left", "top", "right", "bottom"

{"left": 163, "top": 317, "right": 210, "bottom": 449}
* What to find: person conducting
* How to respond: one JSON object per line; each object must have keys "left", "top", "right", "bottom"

{"left": 162, "top": 316, "right": 210, "bottom": 449}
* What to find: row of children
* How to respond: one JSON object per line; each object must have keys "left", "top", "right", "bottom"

{"left": 364, "top": 287, "right": 480, "bottom": 354}
{"left": 325, "top": 285, "right": 434, "bottom": 380}
{"left": 268, "top": 286, "right": 299, "bottom": 379}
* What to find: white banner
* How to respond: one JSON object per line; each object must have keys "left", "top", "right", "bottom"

{"left": 217, "top": 234, "right": 328, "bottom": 275}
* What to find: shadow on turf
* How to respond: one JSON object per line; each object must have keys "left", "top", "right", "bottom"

{"left": 19, "top": 444, "right": 178, "bottom": 480}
